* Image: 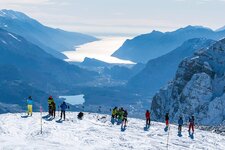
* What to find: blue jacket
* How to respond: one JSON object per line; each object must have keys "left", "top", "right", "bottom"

{"left": 60, "top": 102, "right": 68, "bottom": 111}
{"left": 27, "top": 98, "right": 33, "bottom": 105}
{"left": 178, "top": 118, "right": 183, "bottom": 126}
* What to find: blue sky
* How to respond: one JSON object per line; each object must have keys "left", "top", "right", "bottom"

{"left": 0, "top": 0, "right": 224, "bottom": 36}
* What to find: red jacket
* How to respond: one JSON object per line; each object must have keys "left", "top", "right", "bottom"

{"left": 145, "top": 112, "right": 150, "bottom": 119}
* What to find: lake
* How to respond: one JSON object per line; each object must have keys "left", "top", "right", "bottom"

{"left": 62, "top": 36, "right": 134, "bottom": 64}
{"left": 59, "top": 95, "right": 85, "bottom": 105}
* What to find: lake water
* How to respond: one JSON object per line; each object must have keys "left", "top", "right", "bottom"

{"left": 59, "top": 95, "right": 85, "bottom": 105}
{"left": 62, "top": 36, "right": 135, "bottom": 64}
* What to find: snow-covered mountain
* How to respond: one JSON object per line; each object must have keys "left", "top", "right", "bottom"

{"left": 112, "top": 25, "right": 225, "bottom": 63}
{"left": 0, "top": 9, "right": 97, "bottom": 59}
{"left": 0, "top": 112, "right": 224, "bottom": 150}
{"left": 127, "top": 38, "right": 215, "bottom": 96}
{"left": 151, "top": 38, "right": 225, "bottom": 126}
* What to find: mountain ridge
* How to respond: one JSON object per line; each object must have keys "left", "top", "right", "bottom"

{"left": 112, "top": 25, "right": 225, "bottom": 63}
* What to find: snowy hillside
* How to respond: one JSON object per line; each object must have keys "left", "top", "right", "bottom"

{"left": 0, "top": 112, "right": 225, "bottom": 150}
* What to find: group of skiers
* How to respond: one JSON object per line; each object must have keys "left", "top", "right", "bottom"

{"left": 26, "top": 96, "right": 195, "bottom": 134}
{"left": 26, "top": 96, "right": 69, "bottom": 120}
{"left": 111, "top": 109, "right": 195, "bottom": 134}
{"left": 164, "top": 113, "right": 195, "bottom": 134}
{"left": 47, "top": 96, "right": 70, "bottom": 120}
{"left": 111, "top": 107, "right": 128, "bottom": 127}
{"left": 151, "top": 111, "right": 195, "bottom": 134}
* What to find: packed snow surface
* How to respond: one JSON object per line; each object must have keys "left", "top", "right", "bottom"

{"left": 0, "top": 112, "right": 224, "bottom": 150}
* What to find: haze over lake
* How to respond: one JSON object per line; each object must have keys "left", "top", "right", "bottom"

{"left": 63, "top": 36, "right": 134, "bottom": 64}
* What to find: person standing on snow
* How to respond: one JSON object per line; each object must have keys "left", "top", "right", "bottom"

{"left": 165, "top": 113, "right": 169, "bottom": 127}
{"left": 178, "top": 116, "right": 183, "bottom": 132}
{"left": 122, "top": 110, "right": 128, "bottom": 128}
{"left": 145, "top": 110, "right": 151, "bottom": 127}
{"left": 188, "top": 115, "right": 195, "bottom": 133}
{"left": 27, "top": 96, "right": 33, "bottom": 116}
{"left": 48, "top": 96, "right": 54, "bottom": 116}
{"left": 51, "top": 101, "right": 56, "bottom": 118}
{"left": 60, "top": 101, "right": 68, "bottom": 120}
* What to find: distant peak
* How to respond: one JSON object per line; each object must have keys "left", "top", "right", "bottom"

{"left": 148, "top": 30, "right": 163, "bottom": 36}
{"left": 0, "top": 9, "right": 30, "bottom": 20}
{"left": 151, "top": 30, "right": 162, "bottom": 34}
{"left": 177, "top": 25, "right": 212, "bottom": 31}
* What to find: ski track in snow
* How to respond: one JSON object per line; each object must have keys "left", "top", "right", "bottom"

{"left": 0, "top": 112, "right": 224, "bottom": 150}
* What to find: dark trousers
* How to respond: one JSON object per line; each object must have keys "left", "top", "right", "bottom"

{"left": 178, "top": 125, "right": 182, "bottom": 132}
{"left": 52, "top": 109, "right": 56, "bottom": 118}
{"left": 122, "top": 117, "right": 127, "bottom": 126}
{"left": 48, "top": 106, "right": 51, "bottom": 115}
{"left": 146, "top": 118, "right": 150, "bottom": 125}
{"left": 189, "top": 123, "right": 194, "bottom": 132}
{"left": 61, "top": 110, "right": 65, "bottom": 120}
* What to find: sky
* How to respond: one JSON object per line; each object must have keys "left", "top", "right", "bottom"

{"left": 0, "top": 0, "right": 224, "bottom": 36}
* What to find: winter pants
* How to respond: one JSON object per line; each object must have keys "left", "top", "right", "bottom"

{"left": 146, "top": 118, "right": 150, "bottom": 125}
{"left": 178, "top": 125, "right": 182, "bottom": 132}
{"left": 61, "top": 110, "right": 65, "bottom": 120}
{"left": 123, "top": 117, "right": 127, "bottom": 126}
{"left": 166, "top": 119, "right": 169, "bottom": 126}
{"left": 48, "top": 105, "right": 51, "bottom": 115}
{"left": 52, "top": 109, "right": 56, "bottom": 118}
{"left": 189, "top": 123, "right": 194, "bottom": 132}
{"left": 27, "top": 105, "right": 32, "bottom": 115}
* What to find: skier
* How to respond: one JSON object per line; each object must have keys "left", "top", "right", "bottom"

{"left": 188, "top": 115, "right": 195, "bottom": 133}
{"left": 77, "top": 112, "right": 84, "bottom": 120}
{"left": 112, "top": 107, "right": 118, "bottom": 119}
{"left": 178, "top": 116, "right": 183, "bottom": 132}
{"left": 48, "top": 96, "right": 54, "bottom": 116}
{"left": 27, "top": 96, "right": 33, "bottom": 116}
{"left": 122, "top": 110, "right": 128, "bottom": 128}
{"left": 165, "top": 113, "right": 169, "bottom": 127}
{"left": 60, "top": 101, "right": 68, "bottom": 120}
{"left": 145, "top": 110, "right": 150, "bottom": 127}
{"left": 51, "top": 101, "right": 56, "bottom": 118}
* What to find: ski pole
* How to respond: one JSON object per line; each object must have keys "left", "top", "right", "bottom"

{"left": 58, "top": 105, "right": 60, "bottom": 118}
{"left": 167, "top": 125, "right": 170, "bottom": 150}
{"left": 40, "top": 105, "right": 43, "bottom": 134}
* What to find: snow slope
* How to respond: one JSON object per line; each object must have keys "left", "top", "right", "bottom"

{"left": 0, "top": 112, "right": 224, "bottom": 150}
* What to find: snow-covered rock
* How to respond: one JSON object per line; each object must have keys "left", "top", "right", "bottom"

{"left": 0, "top": 112, "right": 224, "bottom": 150}
{"left": 151, "top": 38, "right": 225, "bottom": 126}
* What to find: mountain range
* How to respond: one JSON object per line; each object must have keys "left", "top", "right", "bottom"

{"left": 112, "top": 25, "right": 225, "bottom": 63}
{"left": 0, "top": 9, "right": 97, "bottom": 59}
